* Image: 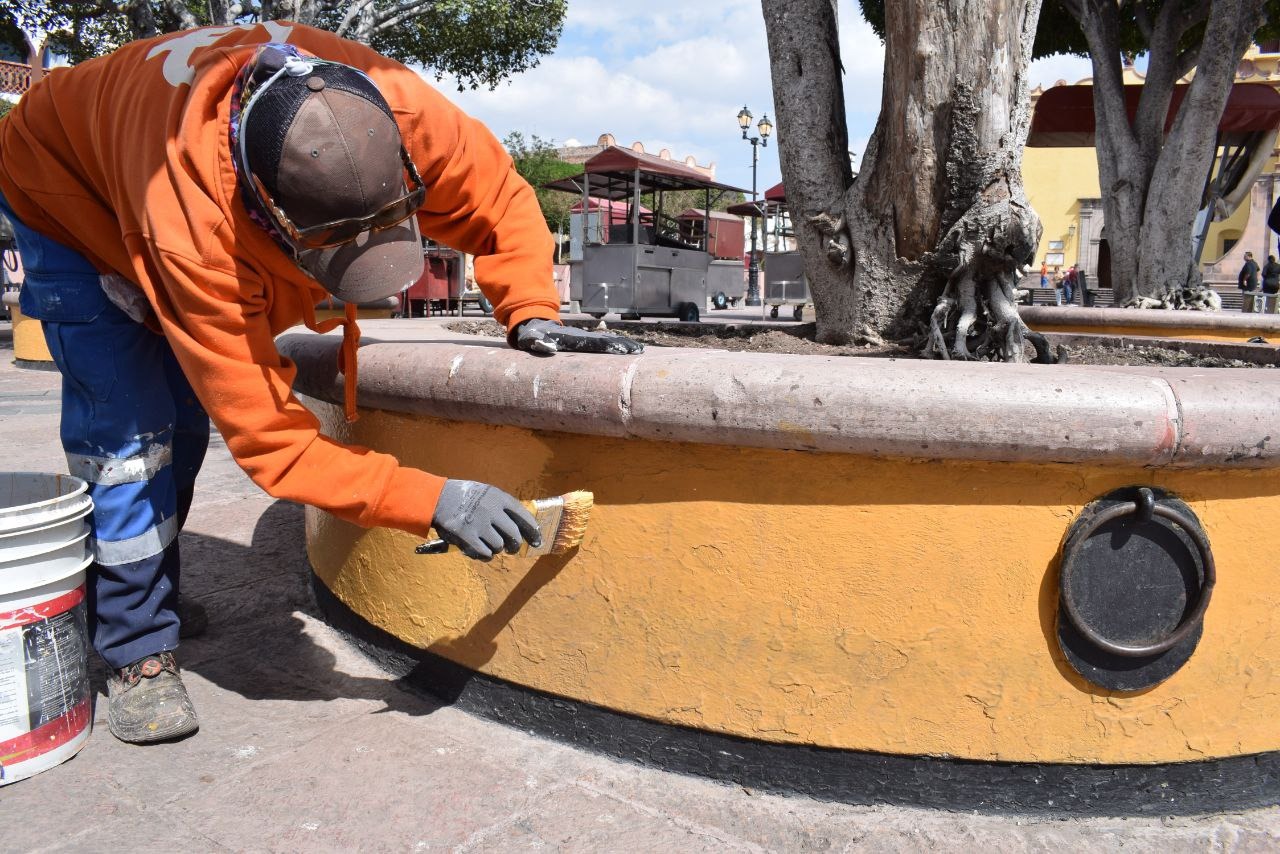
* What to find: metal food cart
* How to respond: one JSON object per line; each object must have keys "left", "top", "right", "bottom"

{"left": 728, "top": 182, "right": 811, "bottom": 321}
{"left": 545, "top": 146, "right": 748, "bottom": 322}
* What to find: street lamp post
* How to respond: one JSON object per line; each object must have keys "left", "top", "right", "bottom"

{"left": 737, "top": 106, "right": 772, "bottom": 307}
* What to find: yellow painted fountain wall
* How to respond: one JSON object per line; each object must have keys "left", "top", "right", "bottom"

{"left": 1021, "top": 316, "right": 1280, "bottom": 342}
{"left": 306, "top": 401, "right": 1280, "bottom": 765}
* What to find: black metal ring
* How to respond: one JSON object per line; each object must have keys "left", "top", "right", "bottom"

{"left": 1059, "top": 499, "right": 1215, "bottom": 658}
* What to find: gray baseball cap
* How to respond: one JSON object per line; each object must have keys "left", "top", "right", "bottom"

{"left": 239, "top": 56, "right": 425, "bottom": 303}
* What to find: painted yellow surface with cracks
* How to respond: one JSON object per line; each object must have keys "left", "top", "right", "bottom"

{"left": 306, "top": 401, "right": 1280, "bottom": 764}
{"left": 8, "top": 300, "right": 53, "bottom": 363}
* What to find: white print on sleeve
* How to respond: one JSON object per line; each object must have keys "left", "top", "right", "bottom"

{"left": 146, "top": 21, "right": 294, "bottom": 87}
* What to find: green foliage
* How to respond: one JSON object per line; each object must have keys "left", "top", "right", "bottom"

{"left": 375, "top": 0, "right": 567, "bottom": 91}
{"left": 0, "top": 100, "right": 12, "bottom": 120}
{"left": 1, "top": 0, "right": 566, "bottom": 91}
{"left": 4, "top": 0, "right": 123, "bottom": 63}
{"left": 503, "top": 131, "right": 579, "bottom": 234}
{"left": 0, "top": 14, "right": 26, "bottom": 61}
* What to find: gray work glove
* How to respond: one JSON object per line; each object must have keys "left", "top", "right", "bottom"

{"left": 430, "top": 479, "right": 542, "bottom": 561}
{"left": 514, "top": 319, "right": 644, "bottom": 355}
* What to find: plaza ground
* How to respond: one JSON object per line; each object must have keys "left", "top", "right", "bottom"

{"left": 3, "top": 317, "right": 1280, "bottom": 852}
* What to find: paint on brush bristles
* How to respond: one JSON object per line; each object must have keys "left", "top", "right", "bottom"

{"left": 525, "top": 490, "right": 593, "bottom": 556}
{"left": 550, "top": 490, "right": 592, "bottom": 553}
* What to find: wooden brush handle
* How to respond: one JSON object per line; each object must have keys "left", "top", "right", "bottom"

{"left": 415, "top": 538, "right": 450, "bottom": 554}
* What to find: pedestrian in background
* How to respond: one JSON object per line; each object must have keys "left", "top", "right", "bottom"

{"left": 1240, "top": 251, "right": 1261, "bottom": 292}
{"left": 1077, "top": 265, "right": 1095, "bottom": 307}
{"left": 1262, "top": 254, "right": 1280, "bottom": 295}
{"left": 1054, "top": 267, "right": 1074, "bottom": 306}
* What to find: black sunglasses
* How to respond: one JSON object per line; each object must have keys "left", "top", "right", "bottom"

{"left": 252, "top": 147, "right": 425, "bottom": 251}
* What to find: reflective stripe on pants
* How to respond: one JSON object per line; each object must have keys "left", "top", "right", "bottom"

{"left": 1, "top": 188, "right": 210, "bottom": 668}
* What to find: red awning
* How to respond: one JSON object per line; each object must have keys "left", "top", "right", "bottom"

{"left": 725, "top": 200, "right": 765, "bottom": 217}
{"left": 726, "top": 182, "right": 788, "bottom": 217}
{"left": 677, "top": 208, "right": 742, "bottom": 222}
{"left": 543, "top": 145, "right": 749, "bottom": 198}
{"left": 1029, "top": 82, "right": 1280, "bottom": 147}
{"left": 584, "top": 146, "right": 712, "bottom": 182}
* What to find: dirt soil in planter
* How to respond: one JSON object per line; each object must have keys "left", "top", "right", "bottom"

{"left": 447, "top": 319, "right": 1272, "bottom": 369}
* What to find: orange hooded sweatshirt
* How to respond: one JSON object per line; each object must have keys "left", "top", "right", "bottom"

{"left": 0, "top": 22, "right": 560, "bottom": 538}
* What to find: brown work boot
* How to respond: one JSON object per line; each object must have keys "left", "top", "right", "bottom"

{"left": 106, "top": 652, "right": 199, "bottom": 744}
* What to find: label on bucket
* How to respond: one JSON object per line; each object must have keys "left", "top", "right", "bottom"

{"left": 0, "top": 586, "right": 91, "bottom": 783}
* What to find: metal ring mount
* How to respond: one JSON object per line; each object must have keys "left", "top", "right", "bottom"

{"left": 1059, "top": 489, "right": 1215, "bottom": 658}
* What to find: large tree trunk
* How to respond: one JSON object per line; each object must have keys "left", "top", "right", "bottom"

{"left": 1064, "top": 0, "right": 1265, "bottom": 305}
{"left": 763, "top": 0, "right": 1050, "bottom": 361}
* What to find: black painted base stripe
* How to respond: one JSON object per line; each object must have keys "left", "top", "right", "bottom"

{"left": 12, "top": 358, "right": 59, "bottom": 372}
{"left": 311, "top": 572, "right": 1280, "bottom": 817}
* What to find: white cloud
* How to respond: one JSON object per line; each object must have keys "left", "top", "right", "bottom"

{"left": 429, "top": 3, "right": 1067, "bottom": 195}
{"left": 1028, "top": 53, "right": 1095, "bottom": 90}
{"left": 436, "top": 5, "right": 781, "bottom": 192}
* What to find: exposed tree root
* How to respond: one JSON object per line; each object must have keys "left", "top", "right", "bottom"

{"left": 1123, "top": 285, "right": 1223, "bottom": 312}
{"left": 923, "top": 173, "right": 1062, "bottom": 364}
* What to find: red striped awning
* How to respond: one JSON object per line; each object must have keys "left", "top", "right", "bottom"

{"left": 1028, "top": 82, "right": 1280, "bottom": 147}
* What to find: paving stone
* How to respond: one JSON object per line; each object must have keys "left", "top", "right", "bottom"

{"left": 172, "top": 712, "right": 561, "bottom": 852}
{"left": 458, "top": 782, "right": 760, "bottom": 853}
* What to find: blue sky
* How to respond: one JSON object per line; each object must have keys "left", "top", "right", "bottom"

{"left": 437, "top": 1, "right": 1095, "bottom": 197}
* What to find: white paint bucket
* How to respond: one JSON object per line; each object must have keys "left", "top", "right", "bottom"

{"left": 0, "top": 472, "right": 93, "bottom": 787}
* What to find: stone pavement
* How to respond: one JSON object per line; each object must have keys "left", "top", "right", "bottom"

{"left": 3, "top": 320, "right": 1280, "bottom": 852}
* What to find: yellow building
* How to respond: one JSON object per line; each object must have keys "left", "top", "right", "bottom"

{"left": 1025, "top": 44, "right": 1280, "bottom": 288}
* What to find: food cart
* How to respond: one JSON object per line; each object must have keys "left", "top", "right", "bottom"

{"left": 728, "top": 182, "right": 811, "bottom": 321}
{"left": 401, "top": 241, "right": 492, "bottom": 317}
{"left": 545, "top": 146, "right": 749, "bottom": 322}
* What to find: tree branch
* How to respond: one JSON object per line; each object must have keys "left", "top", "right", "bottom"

{"left": 371, "top": 5, "right": 438, "bottom": 34}
{"left": 1133, "top": 0, "right": 1153, "bottom": 42}
{"left": 1063, "top": 0, "right": 1136, "bottom": 152}
{"left": 334, "top": 0, "right": 378, "bottom": 38}
{"left": 1173, "top": 45, "right": 1201, "bottom": 79}
{"left": 1132, "top": 0, "right": 1194, "bottom": 158}
{"left": 160, "top": 0, "right": 198, "bottom": 30}
{"left": 1056, "top": 0, "right": 1084, "bottom": 19}
{"left": 1174, "top": 0, "right": 1212, "bottom": 36}
{"left": 372, "top": 0, "right": 436, "bottom": 27}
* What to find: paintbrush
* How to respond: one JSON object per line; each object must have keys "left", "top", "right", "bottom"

{"left": 415, "top": 490, "right": 593, "bottom": 556}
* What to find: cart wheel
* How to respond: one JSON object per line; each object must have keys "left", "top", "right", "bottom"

{"left": 478, "top": 294, "right": 493, "bottom": 315}
{"left": 712, "top": 291, "right": 729, "bottom": 310}
{"left": 769, "top": 305, "right": 779, "bottom": 319}
{"left": 793, "top": 305, "right": 804, "bottom": 321}
{"left": 678, "top": 303, "right": 700, "bottom": 323}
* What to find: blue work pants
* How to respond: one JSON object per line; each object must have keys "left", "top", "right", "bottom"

{"left": 0, "top": 193, "right": 209, "bottom": 669}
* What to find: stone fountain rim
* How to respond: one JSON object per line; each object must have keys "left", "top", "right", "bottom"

{"left": 279, "top": 318, "right": 1280, "bottom": 469}
{"left": 1020, "top": 304, "right": 1280, "bottom": 332}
